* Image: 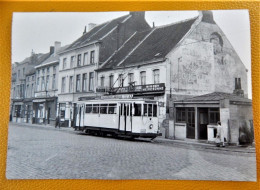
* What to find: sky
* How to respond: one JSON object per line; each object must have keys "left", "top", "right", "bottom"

{"left": 12, "top": 10, "right": 251, "bottom": 98}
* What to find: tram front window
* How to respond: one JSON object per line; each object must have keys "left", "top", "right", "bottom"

{"left": 153, "top": 104, "right": 157, "bottom": 117}
{"left": 148, "top": 104, "right": 153, "bottom": 117}
{"left": 133, "top": 103, "right": 141, "bottom": 116}
{"left": 144, "top": 104, "right": 148, "bottom": 116}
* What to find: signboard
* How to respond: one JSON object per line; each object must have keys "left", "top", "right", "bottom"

{"left": 101, "top": 94, "right": 133, "bottom": 99}
{"left": 108, "top": 83, "right": 165, "bottom": 95}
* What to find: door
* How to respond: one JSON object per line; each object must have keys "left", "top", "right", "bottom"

{"left": 47, "top": 107, "right": 51, "bottom": 124}
{"left": 186, "top": 108, "right": 195, "bottom": 139}
{"left": 119, "top": 103, "right": 132, "bottom": 134}
{"left": 198, "top": 108, "right": 208, "bottom": 139}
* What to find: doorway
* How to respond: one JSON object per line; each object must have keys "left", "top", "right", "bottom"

{"left": 198, "top": 108, "right": 208, "bottom": 139}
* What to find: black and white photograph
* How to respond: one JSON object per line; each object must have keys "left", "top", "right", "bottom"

{"left": 7, "top": 10, "right": 256, "bottom": 181}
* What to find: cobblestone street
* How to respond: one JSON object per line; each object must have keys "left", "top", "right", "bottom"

{"left": 6, "top": 123, "right": 256, "bottom": 181}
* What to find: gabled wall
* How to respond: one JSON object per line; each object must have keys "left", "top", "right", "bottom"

{"left": 167, "top": 12, "right": 248, "bottom": 98}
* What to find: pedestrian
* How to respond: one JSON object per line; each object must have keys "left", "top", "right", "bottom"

{"left": 216, "top": 121, "right": 225, "bottom": 147}
{"left": 55, "top": 116, "right": 60, "bottom": 128}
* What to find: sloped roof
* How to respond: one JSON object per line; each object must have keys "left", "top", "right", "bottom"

{"left": 176, "top": 92, "right": 252, "bottom": 103}
{"left": 62, "top": 14, "right": 131, "bottom": 52}
{"left": 38, "top": 44, "right": 70, "bottom": 67}
{"left": 101, "top": 29, "right": 152, "bottom": 69}
{"left": 100, "top": 17, "right": 197, "bottom": 69}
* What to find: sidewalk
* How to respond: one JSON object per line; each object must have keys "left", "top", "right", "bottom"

{"left": 154, "top": 137, "right": 256, "bottom": 154}
{"left": 10, "top": 122, "right": 256, "bottom": 154}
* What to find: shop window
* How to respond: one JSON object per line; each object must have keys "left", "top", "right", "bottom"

{"left": 176, "top": 108, "right": 186, "bottom": 122}
{"left": 209, "top": 108, "right": 220, "bottom": 124}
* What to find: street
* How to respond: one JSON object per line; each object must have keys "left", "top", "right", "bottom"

{"left": 6, "top": 123, "right": 256, "bottom": 181}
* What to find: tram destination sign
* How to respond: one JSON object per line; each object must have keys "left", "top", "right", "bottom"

{"left": 108, "top": 83, "right": 165, "bottom": 95}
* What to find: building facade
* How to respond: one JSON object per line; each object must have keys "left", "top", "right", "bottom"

{"left": 57, "top": 11, "right": 151, "bottom": 127}
{"left": 33, "top": 42, "right": 66, "bottom": 126}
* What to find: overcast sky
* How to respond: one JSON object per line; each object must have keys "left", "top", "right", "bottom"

{"left": 12, "top": 10, "right": 251, "bottom": 98}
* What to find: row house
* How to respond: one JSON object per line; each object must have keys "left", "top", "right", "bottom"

{"left": 33, "top": 42, "right": 68, "bottom": 125}
{"left": 96, "top": 11, "right": 252, "bottom": 144}
{"left": 57, "top": 11, "right": 151, "bottom": 127}
{"left": 11, "top": 51, "right": 50, "bottom": 123}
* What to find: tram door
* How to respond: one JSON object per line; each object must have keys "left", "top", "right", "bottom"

{"left": 119, "top": 103, "right": 132, "bottom": 134}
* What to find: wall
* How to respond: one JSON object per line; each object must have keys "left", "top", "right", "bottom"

{"left": 167, "top": 18, "right": 248, "bottom": 97}
{"left": 229, "top": 103, "right": 253, "bottom": 144}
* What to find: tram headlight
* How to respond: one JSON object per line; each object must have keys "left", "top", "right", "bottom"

{"left": 149, "top": 124, "right": 153, "bottom": 129}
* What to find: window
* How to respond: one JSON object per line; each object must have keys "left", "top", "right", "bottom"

{"left": 133, "top": 104, "right": 142, "bottom": 116}
{"left": 89, "top": 72, "right": 94, "bottom": 91}
{"left": 63, "top": 58, "right": 67, "bottom": 69}
{"left": 52, "top": 74, "right": 56, "bottom": 89}
{"left": 69, "top": 76, "right": 73, "bottom": 93}
{"left": 53, "top": 66, "right": 56, "bottom": 74}
{"left": 148, "top": 104, "right": 153, "bottom": 117}
{"left": 41, "top": 76, "right": 45, "bottom": 91}
{"left": 83, "top": 52, "right": 88, "bottom": 65}
{"left": 61, "top": 77, "right": 66, "bottom": 93}
{"left": 46, "top": 75, "right": 49, "bottom": 90}
{"left": 235, "top": 78, "right": 241, "bottom": 89}
{"left": 32, "top": 76, "right": 35, "bottom": 81}
{"left": 42, "top": 69, "right": 45, "bottom": 75}
{"left": 153, "top": 104, "right": 157, "bottom": 117}
{"left": 23, "top": 68, "right": 25, "bottom": 77}
{"left": 118, "top": 74, "right": 124, "bottom": 87}
{"left": 70, "top": 56, "right": 75, "bottom": 68}
{"left": 153, "top": 69, "right": 160, "bottom": 84}
{"left": 100, "top": 76, "right": 105, "bottom": 87}
{"left": 90, "top": 51, "right": 95, "bottom": 64}
{"left": 18, "top": 70, "right": 20, "bottom": 79}
{"left": 128, "top": 73, "right": 134, "bottom": 84}
{"left": 77, "top": 54, "right": 81, "bottom": 66}
{"left": 37, "top": 70, "right": 40, "bottom": 75}
{"left": 76, "top": 74, "right": 81, "bottom": 92}
{"left": 85, "top": 104, "right": 92, "bottom": 113}
{"left": 37, "top": 77, "right": 40, "bottom": 91}
{"left": 92, "top": 104, "right": 99, "bottom": 114}
{"left": 140, "top": 71, "right": 146, "bottom": 85}
{"left": 109, "top": 75, "right": 114, "bottom": 88}
{"left": 47, "top": 67, "right": 50, "bottom": 74}
{"left": 209, "top": 108, "right": 220, "bottom": 124}
{"left": 31, "top": 84, "right": 34, "bottom": 97}
{"left": 176, "top": 108, "right": 186, "bottom": 122}
{"left": 82, "top": 73, "right": 87, "bottom": 91}
{"left": 108, "top": 104, "right": 117, "bottom": 114}
{"left": 26, "top": 84, "right": 29, "bottom": 97}
{"left": 100, "top": 104, "right": 108, "bottom": 114}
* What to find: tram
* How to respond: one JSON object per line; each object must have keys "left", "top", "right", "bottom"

{"left": 74, "top": 99, "right": 161, "bottom": 139}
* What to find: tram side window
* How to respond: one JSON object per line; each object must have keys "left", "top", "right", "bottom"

{"left": 153, "top": 104, "right": 157, "bottom": 117}
{"left": 92, "top": 104, "right": 99, "bottom": 114}
{"left": 133, "top": 103, "right": 141, "bottom": 116}
{"left": 148, "top": 104, "right": 153, "bottom": 117}
{"left": 108, "top": 104, "right": 117, "bottom": 114}
{"left": 100, "top": 104, "right": 108, "bottom": 114}
{"left": 85, "top": 104, "right": 92, "bottom": 113}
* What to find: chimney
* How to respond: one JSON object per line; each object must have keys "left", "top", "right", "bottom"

{"left": 54, "top": 41, "right": 61, "bottom": 54}
{"left": 50, "top": 46, "right": 54, "bottom": 55}
{"left": 199, "top": 10, "right": 216, "bottom": 24}
{"left": 88, "top": 23, "right": 96, "bottom": 32}
{"left": 130, "top": 11, "right": 145, "bottom": 19}
{"left": 83, "top": 26, "right": 86, "bottom": 35}
{"left": 153, "top": 22, "right": 155, "bottom": 28}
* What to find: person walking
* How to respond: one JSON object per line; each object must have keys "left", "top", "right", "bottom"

{"left": 55, "top": 115, "right": 60, "bottom": 128}
{"left": 216, "top": 121, "right": 225, "bottom": 147}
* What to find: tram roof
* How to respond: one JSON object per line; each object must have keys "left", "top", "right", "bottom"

{"left": 74, "top": 98, "right": 158, "bottom": 104}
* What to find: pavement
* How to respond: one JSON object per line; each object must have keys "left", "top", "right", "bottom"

{"left": 10, "top": 122, "right": 256, "bottom": 154}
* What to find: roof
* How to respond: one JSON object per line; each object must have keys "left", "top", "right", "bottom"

{"left": 176, "top": 92, "right": 252, "bottom": 103}
{"left": 100, "top": 17, "right": 197, "bottom": 69}
{"left": 36, "top": 45, "right": 70, "bottom": 68}
{"left": 62, "top": 14, "right": 131, "bottom": 53}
